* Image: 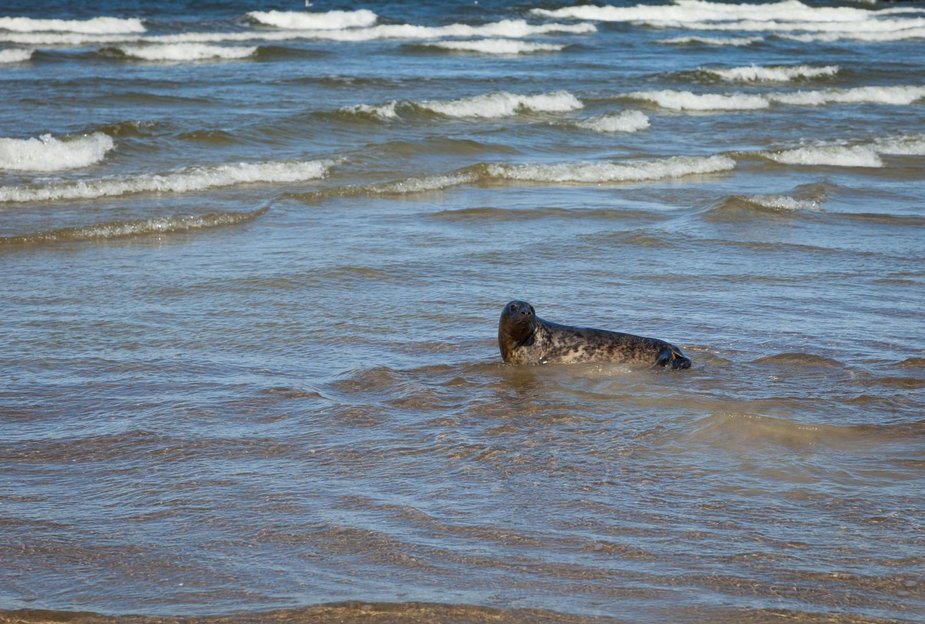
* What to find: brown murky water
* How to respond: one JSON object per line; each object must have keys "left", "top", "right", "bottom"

{"left": 2, "top": 1, "right": 924, "bottom": 622}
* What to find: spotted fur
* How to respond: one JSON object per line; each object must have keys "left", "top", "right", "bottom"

{"left": 498, "top": 300, "right": 691, "bottom": 369}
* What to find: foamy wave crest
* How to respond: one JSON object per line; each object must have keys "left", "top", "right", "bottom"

{"left": 575, "top": 110, "right": 650, "bottom": 133}
{"left": 344, "top": 91, "right": 583, "bottom": 120}
{"left": 628, "top": 85, "right": 925, "bottom": 111}
{"left": 766, "top": 145, "right": 883, "bottom": 167}
{"left": 371, "top": 172, "right": 478, "bottom": 195}
{"left": 0, "top": 132, "right": 114, "bottom": 172}
{"left": 343, "top": 101, "right": 400, "bottom": 121}
{"left": 422, "top": 39, "right": 565, "bottom": 54}
{"left": 149, "top": 19, "right": 593, "bottom": 45}
{"left": 1, "top": 18, "right": 595, "bottom": 46}
{"left": 423, "top": 90, "right": 583, "bottom": 118}
{"left": 485, "top": 154, "right": 736, "bottom": 183}
{"left": 247, "top": 9, "right": 377, "bottom": 30}
{"left": 532, "top": 0, "right": 925, "bottom": 39}
{"left": 532, "top": 0, "right": 879, "bottom": 23}
{"left": 703, "top": 64, "right": 839, "bottom": 82}
{"left": 874, "top": 135, "right": 925, "bottom": 156}
{"left": 533, "top": 0, "right": 925, "bottom": 45}
{"left": 115, "top": 43, "right": 257, "bottom": 61}
{"left": 0, "top": 48, "right": 32, "bottom": 63}
{"left": 742, "top": 194, "right": 822, "bottom": 212}
{"left": 0, "top": 15, "right": 144, "bottom": 34}
{"left": 659, "top": 36, "right": 762, "bottom": 46}
{"left": 628, "top": 90, "right": 769, "bottom": 111}
{"left": 0, "top": 159, "right": 331, "bottom": 203}
{"left": 781, "top": 28, "right": 925, "bottom": 43}
{"left": 770, "top": 85, "right": 925, "bottom": 106}
{"left": 0, "top": 207, "right": 268, "bottom": 246}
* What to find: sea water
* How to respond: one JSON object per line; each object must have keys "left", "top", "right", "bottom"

{"left": 1, "top": 1, "right": 923, "bottom": 622}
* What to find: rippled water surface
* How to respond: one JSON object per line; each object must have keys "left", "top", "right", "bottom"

{"left": 1, "top": 1, "right": 924, "bottom": 622}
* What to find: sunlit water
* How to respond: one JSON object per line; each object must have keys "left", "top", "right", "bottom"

{"left": 1, "top": 1, "right": 923, "bottom": 622}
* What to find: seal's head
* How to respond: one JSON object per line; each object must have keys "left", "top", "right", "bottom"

{"left": 498, "top": 300, "right": 537, "bottom": 362}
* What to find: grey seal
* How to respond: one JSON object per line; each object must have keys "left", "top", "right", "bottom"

{"left": 498, "top": 300, "right": 691, "bottom": 369}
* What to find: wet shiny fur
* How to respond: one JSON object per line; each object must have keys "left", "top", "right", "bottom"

{"left": 498, "top": 300, "right": 691, "bottom": 369}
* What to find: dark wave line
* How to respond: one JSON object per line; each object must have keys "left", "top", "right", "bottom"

{"left": 0, "top": 206, "right": 268, "bottom": 247}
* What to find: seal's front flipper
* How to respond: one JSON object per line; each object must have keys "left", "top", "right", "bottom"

{"left": 655, "top": 347, "right": 673, "bottom": 368}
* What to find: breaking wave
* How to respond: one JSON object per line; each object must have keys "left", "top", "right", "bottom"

{"left": 626, "top": 85, "right": 925, "bottom": 111}
{"left": 574, "top": 110, "right": 650, "bottom": 133}
{"left": 247, "top": 9, "right": 378, "bottom": 30}
{"left": 628, "top": 90, "right": 769, "bottom": 111}
{"left": 873, "top": 135, "right": 925, "bottom": 156}
{"left": 342, "top": 90, "right": 583, "bottom": 120}
{"left": 112, "top": 43, "right": 258, "bottom": 61}
{"left": 531, "top": 0, "right": 925, "bottom": 42}
{"left": 0, "top": 48, "right": 32, "bottom": 63}
{"left": 0, "top": 206, "right": 269, "bottom": 246}
{"left": 765, "top": 144, "right": 883, "bottom": 167}
{"left": 417, "top": 39, "right": 565, "bottom": 55}
{"left": 709, "top": 195, "right": 823, "bottom": 220}
{"left": 423, "top": 90, "right": 582, "bottom": 118}
{"left": 780, "top": 28, "right": 925, "bottom": 43}
{"left": 0, "top": 18, "right": 594, "bottom": 46}
{"left": 0, "top": 132, "right": 114, "bottom": 172}
{"left": 759, "top": 136, "right": 925, "bottom": 168}
{"left": 742, "top": 194, "right": 822, "bottom": 212}
{"left": 290, "top": 154, "right": 736, "bottom": 203}
{"left": 483, "top": 154, "right": 736, "bottom": 183}
{"left": 658, "top": 36, "right": 762, "bottom": 46}
{"left": 0, "top": 15, "right": 145, "bottom": 34}
{"left": 700, "top": 64, "right": 839, "bottom": 82}
{"left": 0, "top": 159, "right": 332, "bottom": 203}
{"left": 771, "top": 85, "right": 925, "bottom": 106}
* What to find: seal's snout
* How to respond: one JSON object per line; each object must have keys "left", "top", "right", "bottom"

{"left": 504, "top": 300, "right": 533, "bottom": 320}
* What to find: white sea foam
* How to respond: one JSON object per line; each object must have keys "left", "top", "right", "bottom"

{"left": 349, "top": 91, "right": 584, "bottom": 120}
{"left": 532, "top": 0, "right": 925, "bottom": 41}
{"left": 0, "top": 159, "right": 332, "bottom": 203}
{"left": 704, "top": 64, "right": 839, "bottom": 82}
{"left": 770, "top": 86, "right": 925, "bottom": 106}
{"left": 627, "top": 85, "right": 925, "bottom": 111}
{"left": 781, "top": 27, "right": 925, "bottom": 43}
{"left": 629, "top": 90, "right": 769, "bottom": 111}
{"left": 745, "top": 194, "right": 822, "bottom": 212}
{"left": 873, "top": 135, "right": 925, "bottom": 156}
{"left": 0, "top": 133, "right": 114, "bottom": 172}
{"left": 659, "top": 35, "right": 762, "bottom": 46}
{"left": 422, "top": 91, "right": 583, "bottom": 118}
{"left": 761, "top": 136, "right": 925, "bottom": 168}
{"left": 532, "top": 0, "right": 883, "bottom": 24}
{"left": 346, "top": 101, "right": 400, "bottom": 120}
{"left": 0, "top": 48, "right": 32, "bottom": 63}
{"left": 766, "top": 145, "right": 883, "bottom": 167}
{"left": 531, "top": 0, "right": 923, "bottom": 26}
{"left": 422, "top": 39, "right": 565, "bottom": 54}
{"left": 0, "top": 32, "right": 132, "bottom": 45}
{"left": 575, "top": 110, "right": 650, "bottom": 133}
{"left": 651, "top": 17, "right": 925, "bottom": 35}
{"left": 486, "top": 154, "right": 736, "bottom": 183}
{"left": 116, "top": 43, "right": 257, "bottom": 61}
{"left": 0, "top": 15, "right": 144, "bottom": 34}
{"left": 373, "top": 172, "right": 478, "bottom": 195}
{"left": 247, "top": 9, "right": 378, "bottom": 30}
{"left": 1, "top": 18, "right": 594, "bottom": 46}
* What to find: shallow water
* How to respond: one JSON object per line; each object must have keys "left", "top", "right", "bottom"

{"left": 1, "top": 1, "right": 924, "bottom": 622}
